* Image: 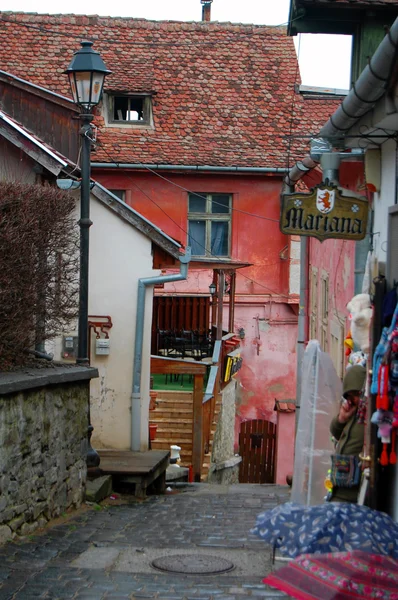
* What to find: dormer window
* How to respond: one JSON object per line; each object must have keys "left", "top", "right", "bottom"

{"left": 105, "top": 93, "right": 153, "bottom": 127}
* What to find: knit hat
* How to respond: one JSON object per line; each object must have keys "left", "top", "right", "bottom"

{"left": 343, "top": 365, "right": 367, "bottom": 398}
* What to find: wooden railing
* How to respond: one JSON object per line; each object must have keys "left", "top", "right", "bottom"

{"left": 201, "top": 340, "right": 221, "bottom": 473}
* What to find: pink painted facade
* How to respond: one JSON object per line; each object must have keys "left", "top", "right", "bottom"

{"left": 275, "top": 410, "right": 296, "bottom": 485}
{"left": 305, "top": 162, "right": 365, "bottom": 377}
{"left": 96, "top": 170, "right": 299, "bottom": 464}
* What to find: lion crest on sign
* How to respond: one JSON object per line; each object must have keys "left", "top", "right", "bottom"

{"left": 316, "top": 189, "right": 335, "bottom": 214}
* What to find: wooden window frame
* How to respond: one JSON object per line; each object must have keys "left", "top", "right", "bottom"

{"left": 330, "top": 317, "right": 345, "bottom": 379}
{"left": 309, "top": 266, "right": 318, "bottom": 340}
{"left": 320, "top": 270, "right": 329, "bottom": 352}
{"left": 187, "top": 192, "right": 232, "bottom": 258}
{"left": 106, "top": 93, "right": 153, "bottom": 127}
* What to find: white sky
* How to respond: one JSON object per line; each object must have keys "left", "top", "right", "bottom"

{"left": 1, "top": 0, "right": 352, "bottom": 89}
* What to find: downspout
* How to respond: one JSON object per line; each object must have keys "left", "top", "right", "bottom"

{"left": 131, "top": 247, "right": 192, "bottom": 451}
{"left": 283, "top": 180, "right": 309, "bottom": 432}
{"left": 296, "top": 235, "right": 308, "bottom": 433}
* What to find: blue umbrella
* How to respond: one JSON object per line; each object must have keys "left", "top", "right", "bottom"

{"left": 251, "top": 502, "right": 398, "bottom": 559}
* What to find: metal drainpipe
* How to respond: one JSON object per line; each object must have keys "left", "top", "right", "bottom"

{"left": 131, "top": 247, "right": 191, "bottom": 451}
{"left": 284, "top": 181, "right": 310, "bottom": 433}
{"left": 296, "top": 235, "right": 309, "bottom": 433}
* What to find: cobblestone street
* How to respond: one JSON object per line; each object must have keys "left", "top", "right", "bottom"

{"left": 0, "top": 484, "right": 292, "bottom": 600}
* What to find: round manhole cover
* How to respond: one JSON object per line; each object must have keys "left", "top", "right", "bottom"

{"left": 151, "top": 554, "right": 235, "bottom": 575}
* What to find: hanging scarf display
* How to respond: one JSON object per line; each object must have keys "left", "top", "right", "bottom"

{"left": 370, "top": 301, "right": 398, "bottom": 465}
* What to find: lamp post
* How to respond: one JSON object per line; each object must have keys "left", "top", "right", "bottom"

{"left": 65, "top": 41, "right": 110, "bottom": 467}
{"left": 65, "top": 40, "right": 111, "bottom": 365}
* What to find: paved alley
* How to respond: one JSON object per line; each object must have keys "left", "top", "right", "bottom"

{"left": 0, "top": 484, "right": 292, "bottom": 600}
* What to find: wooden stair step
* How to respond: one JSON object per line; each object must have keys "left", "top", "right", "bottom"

{"left": 151, "top": 441, "right": 193, "bottom": 451}
{"left": 151, "top": 434, "right": 193, "bottom": 442}
{"left": 151, "top": 428, "right": 192, "bottom": 435}
{"left": 155, "top": 391, "right": 193, "bottom": 401}
{"left": 152, "top": 410, "right": 193, "bottom": 419}
{"left": 155, "top": 398, "right": 193, "bottom": 405}
{"left": 149, "top": 417, "right": 193, "bottom": 424}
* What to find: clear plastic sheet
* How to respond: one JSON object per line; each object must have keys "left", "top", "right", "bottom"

{"left": 292, "top": 340, "right": 341, "bottom": 505}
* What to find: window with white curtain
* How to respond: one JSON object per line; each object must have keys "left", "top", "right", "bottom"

{"left": 187, "top": 192, "right": 231, "bottom": 257}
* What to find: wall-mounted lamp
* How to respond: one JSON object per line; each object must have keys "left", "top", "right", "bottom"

{"left": 56, "top": 178, "right": 82, "bottom": 190}
{"left": 238, "top": 327, "right": 245, "bottom": 339}
{"left": 56, "top": 179, "right": 96, "bottom": 190}
{"left": 209, "top": 282, "right": 216, "bottom": 296}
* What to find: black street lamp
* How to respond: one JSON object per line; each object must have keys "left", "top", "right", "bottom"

{"left": 65, "top": 41, "right": 110, "bottom": 468}
{"left": 65, "top": 41, "right": 111, "bottom": 364}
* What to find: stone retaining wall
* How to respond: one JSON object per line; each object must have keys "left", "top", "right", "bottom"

{"left": 208, "top": 379, "right": 241, "bottom": 484}
{"left": 0, "top": 366, "right": 98, "bottom": 543}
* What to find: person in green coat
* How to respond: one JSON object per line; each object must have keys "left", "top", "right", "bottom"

{"left": 329, "top": 365, "right": 367, "bottom": 503}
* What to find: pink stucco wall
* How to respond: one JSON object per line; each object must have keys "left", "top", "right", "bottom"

{"left": 95, "top": 169, "right": 298, "bottom": 479}
{"left": 233, "top": 301, "right": 298, "bottom": 450}
{"left": 275, "top": 411, "right": 296, "bottom": 485}
{"left": 309, "top": 238, "right": 356, "bottom": 338}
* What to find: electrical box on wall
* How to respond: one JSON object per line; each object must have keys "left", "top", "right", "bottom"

{"left": 96, "top": 338, "right": 110, "bottom": 356}
{"left": 63, "top": 335, "right": 78, "bottom": 360}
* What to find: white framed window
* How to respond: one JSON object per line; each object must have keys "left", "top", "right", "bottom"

{"left": 330, "top": 318, "right": 345, "bottom": 379}
{"left": 187, "top": 192, "right": 231, "bottom": 257}
{"left": 309, "top": 266, "right": 318, "bottom": 340}
{"left": 320, "top": 270, "right": 329, "bottom": 352}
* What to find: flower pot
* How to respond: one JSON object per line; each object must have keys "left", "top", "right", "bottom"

{"left": 149, "top": 423, "right": 158, "bottom": 441}
{"left": 149, "top": 390, "right": 158, "bottom": 411}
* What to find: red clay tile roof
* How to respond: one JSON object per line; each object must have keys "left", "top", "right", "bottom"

{"left": 0, "top": 12, "right": 342, "bottom": 169}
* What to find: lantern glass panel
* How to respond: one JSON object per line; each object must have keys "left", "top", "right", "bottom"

{"left": 69, "top": 71, "right": 105, "bottom": 109}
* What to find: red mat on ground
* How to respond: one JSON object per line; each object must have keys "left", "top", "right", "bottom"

{"left": 263, "top": 550, "right": 398, "bottom": 600}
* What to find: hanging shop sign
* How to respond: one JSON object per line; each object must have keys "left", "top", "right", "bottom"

{"left": 224, "top": 349, "right": 243, "bottom": 383}
{"left": 280, "top": 182, "right": 368, "bottom": 242}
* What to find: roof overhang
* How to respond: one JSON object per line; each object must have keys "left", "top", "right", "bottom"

{"left": 0, "top": 110, "right": 68, "bottom": 175}
{"left": 189, "top": 258, "right": 252, "bottom": 270}
{"left": 0, "top": 107, "right": 184, "bottom": 261}
{"left": 0, "top": 69, "right": 78, "bottom": 112}
{"left": 288, "top": 0, "right": 398, "bottom": 36}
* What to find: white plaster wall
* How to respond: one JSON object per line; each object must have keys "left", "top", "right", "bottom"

{"left": 88, "top": 198, "right": 158, "bottom": 451}
{"left": 51, "top": 194, "right": 159, "bottom": 451}
{"left": 372, "top": 139, "right": 397, "bottom": 264}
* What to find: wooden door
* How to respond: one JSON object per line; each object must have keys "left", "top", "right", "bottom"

{"left": 239, "top": 419, "right": 276, "bottom": 483}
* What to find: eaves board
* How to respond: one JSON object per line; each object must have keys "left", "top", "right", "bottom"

{"left": 91, "top": 184, "right": 181, "bottom": 260}
{"left": 0, "top": 117, "right": 64, "bottom": 175}
{"left": 288, "top": 2, "right": 397, "bottom": 35}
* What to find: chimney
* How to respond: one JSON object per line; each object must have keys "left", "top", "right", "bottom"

{"left": 201, "top": 0, "right": 213, "bottom": 22}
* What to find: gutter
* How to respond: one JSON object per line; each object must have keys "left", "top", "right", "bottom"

{"left": 92, "top": 162, "right": 289, "bottom": 174}
{"left": 285, "top": 15, "right": 398, "bottom": 187}
{"left": 320, "top": 17, "right": 398, "bottom": 139}
{"left": 131, "top": 247, "right": 191, "bottom": 452}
